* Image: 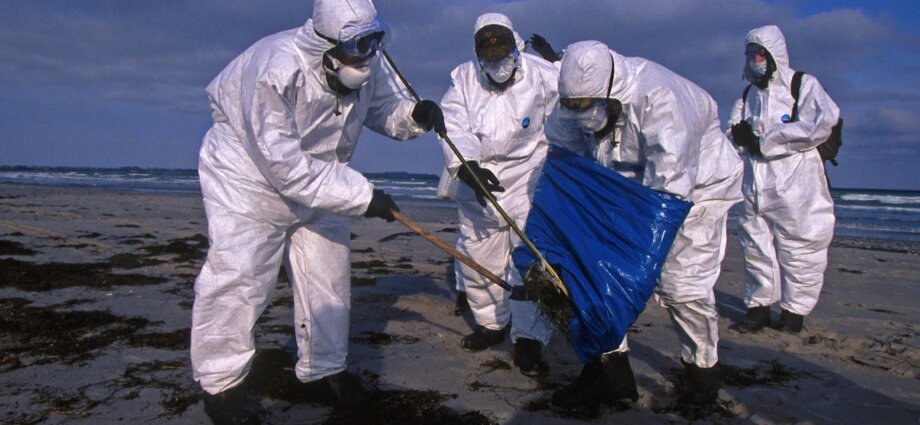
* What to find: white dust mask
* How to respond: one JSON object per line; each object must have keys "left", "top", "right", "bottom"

{"left": 480, "top": 54, "right": 518, "bottom": 83}
{"left": 326, "top": 54, "right": 372, "bottom": 90}
{"left": 748, "top": 59, "right": 767, "bottom": 78}
{"left": 337, "top": 62, "right": 371, "bottom": 89}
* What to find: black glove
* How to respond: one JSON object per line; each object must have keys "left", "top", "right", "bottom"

{"left": 731, "top": 120, "right": 761, "bottom": 157}
{"left": 363, "top": 189, "right": 399, "bottom": 222}
{"left": 411, "top": 100, "right": 446, "bottom": 134}
{"left": 529, "top": 33, "right": 560, "bottom": 62}
{"left": 458, "top": 161, "right": 504, "bottom": 207}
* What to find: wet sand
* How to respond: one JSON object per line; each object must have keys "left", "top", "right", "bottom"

{"left": 1, "top": 183, "right": 918, "bottom": 424}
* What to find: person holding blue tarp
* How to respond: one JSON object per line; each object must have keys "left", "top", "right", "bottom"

{"left": 545, "top": 40, "right": 743, "bottom": 409}
{"left": 438, "top": 13, "right": 560, "bottom": 377}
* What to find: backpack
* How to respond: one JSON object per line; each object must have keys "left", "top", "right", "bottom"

{"left": 742, "top": 71, "right": 843, "bottom": 166}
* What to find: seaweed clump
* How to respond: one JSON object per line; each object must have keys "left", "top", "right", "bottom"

{"left": 349, "top": 331, "right": 420, "bottom": 347}
{"left": 246, "top": 349, "right": 496, "bottom": 425}
{"left": 523, "top": 264, "right": 572, "bottom": 335}
{"left": 142, "top": 234, "right": 208, "bottom": 264}
{"left": 0, "top": 258, "right": 167, "bottom": 291}
{"left": 721, "top": 359, "right": 812, "bottom": 388}
{"left": 0, "top": 239, "right": 38, "bottom": 256}
{"left": 0, "top": 297, "right": 150, "bottom": 367}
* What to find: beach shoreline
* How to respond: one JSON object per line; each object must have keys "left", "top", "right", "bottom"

{"left": 1, "top": 183, "right": 918, "bottom": 424}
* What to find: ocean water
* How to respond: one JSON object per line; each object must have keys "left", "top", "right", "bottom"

{"left": 830, "top": 189, "right": 920, "bottom": 242}
{"left": 2, "top": 166, "right": 918, "bottom": 243}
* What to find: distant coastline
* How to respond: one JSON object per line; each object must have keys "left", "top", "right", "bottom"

{"left": 2, "top": 166, "right": 918, "bottom": 248}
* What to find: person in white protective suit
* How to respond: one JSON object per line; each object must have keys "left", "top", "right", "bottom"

{"left": 191, "top": 0, "right": 445, "bottom": 423}
{"left": 727, "top": 25, "right": 839, "bottom": 334}
{"left": 438, "top": 13, "right": 559, "bottom": 376}
{"left": 546, "top": 41, "right": 743, "bottom": 408}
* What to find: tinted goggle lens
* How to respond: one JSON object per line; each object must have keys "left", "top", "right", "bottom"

{"left": 340, "top": 31, "right": 385, "bottom": 58}
{"left": 356, "top": 31, "right": 384, "bottom": 55}
{"left": 561, "top": 98, "right": 595, "bottom": 111}
{"left": 745, "top": 47, "right": 766, "bottom": 60}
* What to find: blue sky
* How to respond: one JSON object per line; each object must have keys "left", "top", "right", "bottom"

{"left": 1, "top": 0, "right": 918, "bottom": 190}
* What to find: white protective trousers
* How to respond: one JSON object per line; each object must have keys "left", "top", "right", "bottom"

{"left": 440, "top": 13, "right": 560, "bottom": 345}
{"left": 728, "top": 26, "right": 839, "bottom": 316}
{"left": 615, "top": 203, "right": 729, "bottom": 368}
{"left": 192, "top": 201, "right": 351, "bottom": 394}
{"left": 551, "top": 41, "right": 742, "bottom": 367}
{"left": 612, "top": 298, "right": 720, "bottom": 368}
{"left": 455, "top": 218, "right": 554, "bottom": 345}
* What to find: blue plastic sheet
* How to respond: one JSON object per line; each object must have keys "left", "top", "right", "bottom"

{"left": 512, "top": 147, "right": 692, "bottom": 363}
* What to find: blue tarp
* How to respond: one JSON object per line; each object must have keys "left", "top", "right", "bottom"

{"left": 512, "top": 147, "right": 692, "bottom": 363}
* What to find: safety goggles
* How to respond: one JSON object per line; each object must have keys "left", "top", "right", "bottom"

{"left": 319, "top": 17, "right": 390, "bottom": 59}
{"left": 475, "top": 24, "right": 516, "bottom": 63}
{"left": 744, "top": 44, "right": 768, "bottom": 62}
{"left": 561, "top": 97, "right": 602, "bottom": 111}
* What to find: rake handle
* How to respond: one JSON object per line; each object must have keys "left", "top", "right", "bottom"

{"left": 391, "top": 210, "right": 512, "bottom": 291}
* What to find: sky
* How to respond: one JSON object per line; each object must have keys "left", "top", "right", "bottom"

{"left": 1, "top": 0, "right": 918, "bottom": 190}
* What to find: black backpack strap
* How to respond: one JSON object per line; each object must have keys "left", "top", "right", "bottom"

{"left": 790, "top": 71, "right": 805, "bottom": 122}
{"left": 741, "top": 84, "right": 752, "bottom": 120}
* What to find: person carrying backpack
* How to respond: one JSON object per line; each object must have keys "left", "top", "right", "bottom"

{"left": 727, "top": 25, "right": 841, "bottom": 334}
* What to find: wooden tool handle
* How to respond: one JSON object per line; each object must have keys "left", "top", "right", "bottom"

{"left": 391, "top": 210, "right": 511, "bottom": 291}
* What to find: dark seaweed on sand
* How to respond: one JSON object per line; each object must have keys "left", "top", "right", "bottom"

{"left": 246, "top": 349, "right": 496, "bottom": 425}
{"left": 0, "top": 239, "right": 38, "bottom": 256}
{"left": 142, "top": 234, "right": 208, "bottom": 263}
{"left": 0, "top": 258, "right": 167, "bottom": 291}
{"left": 721, "top": 359, "right": 813, "bottom": 387}
{"left": 0, "top": 297, "right": 150, "bottom": 367}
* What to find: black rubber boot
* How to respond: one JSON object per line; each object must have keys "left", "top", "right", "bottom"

{"left": 513, "top": 338, "right": 549, "bottom": 377}
{"left": 460, "top": 325, "right": 506, "bottom": 351}
{"left": 680, "top": 360, "right": 720, "bottom": 406}
{"left": 600, "top": 351, "right": 639, "bottom": 402}
{"left": 551, "top": 360, "right": 605, "bottom": 410}
{"left": 202, "top": 383, "right": 261, "bottom": 425}
{"left": 737, "top": 305, "right": 771, "bottom": 333}
{"left": 320, "top": 370, "right": 371, "bottom": 407}
{"left": 776, "top": 309, "right": 804, "bottom": 333}
{"left": 454, "top": 291, "right": 469, "bottom": 316}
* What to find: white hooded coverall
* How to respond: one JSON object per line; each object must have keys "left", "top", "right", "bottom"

{"left": 439, "top": 13, "right": 558, "bottom": 345}
{"left": 728, "top": 26, "right": 839, "bottom": 316}
{"left": 192, "top": 0, "right": 424, "bottom": 395}
{"left": 549, "top": 41, "right": 743, "bottom": 367}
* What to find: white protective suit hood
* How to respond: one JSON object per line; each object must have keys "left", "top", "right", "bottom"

{"left": 558, "top": 41, "right": 637, "bottom": 105}
{"left": 312, "top": 0, "right": 378, "bottom": 44}
{"left": 743, "top": 25, "right": 792, "bottom": 88}
{"left": 294, "top": 0, "right": 380, "bottom": 89}
{"left": 473, "top": 13, "right": 527, "bottom": 86}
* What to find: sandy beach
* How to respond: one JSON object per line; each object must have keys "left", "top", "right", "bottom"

{"left": 1, "top": 182, "right": 918, "bottom": 424}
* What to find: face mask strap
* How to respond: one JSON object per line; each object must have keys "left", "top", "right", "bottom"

{"left": 604, "top": 54, "right": 615, "bottom": 103}
{"left": 593, "top": 54, "right": 618, "bottom": 140}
